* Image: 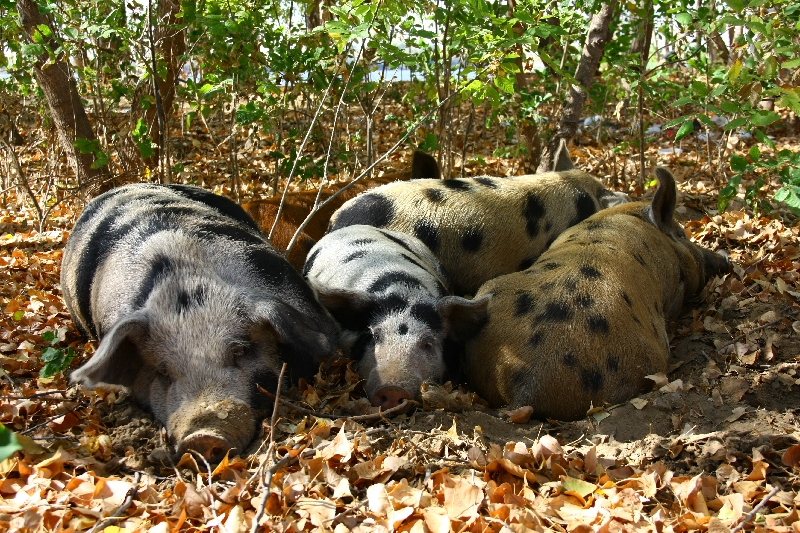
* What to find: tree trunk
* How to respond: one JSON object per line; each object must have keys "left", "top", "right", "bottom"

{"left": 128, "top": 0, "right": 185, "bottom": 172}
{"left": 537, "top": 0, "right": 618, "bottom": 173}
{"left": 507, "top": 0, "right": 540, "bottom": 173}
{"left": 17, "top": 0, "right": 106, "bottom": 191}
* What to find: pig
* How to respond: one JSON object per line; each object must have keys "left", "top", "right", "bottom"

{"left": 463, "top": 168, "right": 730, "bottom": 420}
{"left": 328, "top": 148, "right": 630, "bottom": 295}
{"left": 242, "top": 150, "right": 440, "bottom": 270}
{"left": 302, "top": 225, "right": 490, "bottom": 410}
{"left": 61, "top": 184, "right": 340, "bottom": 461}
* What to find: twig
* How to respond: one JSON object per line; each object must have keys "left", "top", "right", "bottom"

{"left": 88, "top": 471, "right": 141, "bottom": 533}
{"left": 716, "top": 308, "right": 799, "bottom": 352}
{"left": 1, "top": 390, "right": 68, "bottom": 400}
{"left": 730, "top": 484, "right": 780, "bottom": 533}
{"left": 325, "top": 499, "right": 368, "bottom": 523}
{"left": 259, "top": 388, "right": 415, "bottom": 421}
{"left": 283, "top": 60, "right": 497, "bottom": 257}
{"left": 20, "top": 405, "right": 82, "bottom": 435}
{"left": 269, "top": 363, "right": 288, "bottom": 451}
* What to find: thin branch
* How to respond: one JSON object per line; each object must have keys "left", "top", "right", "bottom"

{"left": 730, "top": 484, "right": 780, "bottom": 533}
{"left": 88, "top": 471, "right": 141, "bottom": 533}
{"left": 0, "top": 138, "right": 43, "bottom": 226}
{"left": 0, "top": 390, "right": 68, "bottom": 400}
{"left": 259, "top": 388, "right": 415, "bottom": 421}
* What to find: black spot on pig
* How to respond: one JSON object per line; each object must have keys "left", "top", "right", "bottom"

{"left": 400, "top": 253, "right": 427, "bottom": 272}
{"left": 633, "top": 252, "right": 647, "bottom": 266}
{"left": 574, "top": 294, "right": 594, "bottom": 308}
{"left": 378, "top": 230, "right": 415, "bottom": 254}
{"left": 543, "top": 262, "right": 560, "bottom": 271}
{"left": 344, "top": 250, "right": 368, "bottom": 263}
{"left": 176, "top": 287, "right": 205, "bottom": 313}
{"left": 571, "top": 192, "right": 597, "bottom": 226}
{"left": 540, "top": 281, "right": 555, "bottom": 291}
{"left": 523, "top": 193, "right": 546, "bottom": 237}
{"left": 563, "top": 351, "right": 577, "bottom": 367}
{"left": 350, "top": 331, "right": 374, "bottom": 359}
{"left": 580, "top": 265, "right": 602, "bottom": 279}
{"left": 581, "top": 369, "right": 603, "bottom": 393}
{"left": 514, "top": 292, "right": 535, "bottom": 316}
{"left": 443, "top": 180, "right": 471, "bottom": 191}
{"left": 414, "top": 219, "right": 440, "bottom": 253}
{"left": 330, "top": 194, "right": 394, "bottom": 230}
{"left": 539, "top": 302, "right": 572, "bottom": 322}
{"left": 587, "top": 316, "right": 610, "bottom": 335}
{"left": 622, "top": 292, "right": 632, "bottom": 307}
{"left": 519, "top": 257, "right": 536, "bottom": 270}
{"left": 585, "top": 220, "right": 603, "bottom": 231}
{"left": 369, "top": 271, "right": 424, "bottom": 293}
{"left": 302, "top": 248, "right": 321, "bottom": 276}
{"left": 398, "top": 323, "right": 409, "bottom": 335}
{"left": 606, "top": 354, "right": 620, "bottom": 372}
{"left": 410, "top": 303, "right": 443, "bottom": 332}
{"left": 352, "top": 238, "right": 376, "bottom": 246}
{"left": 425, "top": 188, "right": 445, "bottom": 203}
{"left": 169, "top": 185, "right": 263, "bottom": 233}
{"left": 563, "top": 277, "right": 578, "bottom": 292}
{"left": 474, "top": 177, "right": 498, "bottom": 188}
{"left": 461, "top": 227, "right": 484, "bottom": 252}
{"left": 529, "top": 331, "right": 543, "bottom": 347}
{"left": 134, "top": 254, "right": 175, "bottom": 309}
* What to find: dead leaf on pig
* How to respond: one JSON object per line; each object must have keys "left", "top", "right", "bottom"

{"left": 781, "top": 443, "right": 800, "bottom": 468}
{"left": 645, "top": 373, "right": 669, "bottom": 388}
{"left": 502, "top": 405, "right": 534, "bottom": 424}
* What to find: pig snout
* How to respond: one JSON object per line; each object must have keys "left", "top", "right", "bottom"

{"left": 371, "top": 386, "right": 413, "bottom": 412}
{"left": 169, "top": 398, "right": 255, "bottom": 462}
{"left": 177, "top": 432, "right": 236, "bottom": 463}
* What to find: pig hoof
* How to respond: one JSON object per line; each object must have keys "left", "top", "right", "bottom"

{"left": 372, "top": 387, "right": 413, "bottom": 413}
{"left": 177, "top": 433, "right": 235, "bottom": 463}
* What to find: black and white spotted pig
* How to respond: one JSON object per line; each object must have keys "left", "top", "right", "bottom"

{"left": 463, "top": 168, "right": 730, "bottom": 420}
{"left": 62, "top": 184, "right": 340, "bottom": 461}
{"left": 302, "top": 225, "right": 490, "bottom": 410}
{"left": 328, "top": 150, "right": 629, "bottom": 295}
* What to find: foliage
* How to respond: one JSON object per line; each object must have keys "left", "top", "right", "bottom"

{"left": 0, "top": 424, "right": 22, "bottom": 462}
{"left": 39, "top": 330, "right": 76, "bottom": 379}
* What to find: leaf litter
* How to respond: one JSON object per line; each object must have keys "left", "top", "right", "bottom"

{"left": 1, "top": 105, "right": 800, "bottom": 532}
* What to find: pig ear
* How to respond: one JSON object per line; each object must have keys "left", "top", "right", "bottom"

{"left": 651, "top": 167, "right": 678, "bottom": 233}
{"left": 314, "top": 287, "right": 377, "bottom": 331}
{"left": 254, "top": 299, "right": 337, "bottom": 364}
{"left": 598, "top": 189, "right": 630, "bottom": 209}
{"left": 552, "top": 139, "right": 574, "bottom": 171}
{"left": 71, "top": 310, "right": 149, "bottom": 389}
{"left": 411, "top": 150, "right": 441, "bottom": 180}
{"left": 438, "top": 293, "right": 491, "bottom": 342}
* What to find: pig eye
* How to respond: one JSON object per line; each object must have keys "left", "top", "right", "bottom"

{"left": 367, "top": 328, "right": 380, "bottom": 343}
{"left": 156, "top": 363, "right": 171, "bottom": 382}
{"left": 230, "top": 343, "right": 250, "bottom": 365}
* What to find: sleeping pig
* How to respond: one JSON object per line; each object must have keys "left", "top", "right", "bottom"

{"left": 328, "top": 148, "right": 629, "bottom": 295}
{"left": 303, "top": 225, "right": 490, "bottom": 411}
{"left": 61, "top": 184, "right": 340, "bottom": 461}
{"left": 463, "top": 168, "right": 730, "bottom": 420}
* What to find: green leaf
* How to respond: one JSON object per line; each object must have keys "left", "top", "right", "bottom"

{"left": 41, "top": 330, "right": 56, "bottom": 343}
{"left": 675, "top": 119, "right": 694, "bottom": 141}
{"left": 12, "top": 310, "right": 23, "bottom": 321}
{"left": 562, "top": 476, "right": 597, "bottom": 497}
{"left": 36, "top": 24, "right": 52, "bottom": 38}
{"left": 0, "top": 425, "right": 22, "bottom": 462}
{"left": 719, "top": 101, "right": 740, "bottom": 114}
{"left": 730, "top": 154, "right": 748, "bottom": 172}
{"left": 718, "top": 174, "right": 742, "bottom": 213}
{"left": 91, "top": 150, "right": 109, "bottom": 169}
{"left": 724, "top": 117, "right": 748, "bottom": 130}
{"left": 671, "top": 96, "right": 695, "bottom": 106}
{"left": 754, "top": 129, "right": 776, "bottom": 150}
{"left": 777, "top": 88, "right": 800, "bottom": 114}
{"left": 782, "top": 58, "right": 800, "bottom": 69}
{"left": 21, "top": 43, "right": 45, "bottom": 57}
{"left": 749, "top": 111, "right": 780, "bottom": 127}
{"left": 727, "top": 59, "right": 743, "bottom": 81}
{"left": 773, "top": 185, "right": 800, "bottom": 215}
{"left": 749, "top": 145, "right": 760, "bottom": 162}
{"left": 675, "top": 12, "right": 693, "bottom": 26}
{"left": 493, "top": 75, "right": 515, "bottom": 94}
{"left": 725, "top": 0, "right": 746, "bottom": 12}
{"left": 41, "top": 347, "right": 61, "bottom": 363}
{"left": 696, "top": 114, "right": 715, "bottom": 129}
{"left": 691, "top": 80, "right": 708, "bottom": 97}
